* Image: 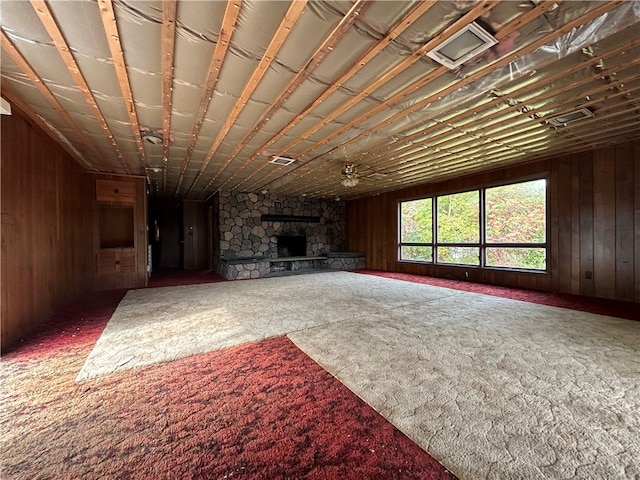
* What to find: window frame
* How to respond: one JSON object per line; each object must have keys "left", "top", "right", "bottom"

{"left": 398, "top": 176, "right": 549, "bottom": 273}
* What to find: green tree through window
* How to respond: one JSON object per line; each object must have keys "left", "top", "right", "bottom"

{"left": 399, "top": 178, "right": 547, "bottom": 271}
{"left": 485, "top": 179, "right": 546, "bottom": 270}
{"left": 400, "top": 198, "right": 432, "bottom": 261}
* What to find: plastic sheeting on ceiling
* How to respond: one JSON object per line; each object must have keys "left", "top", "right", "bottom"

{"left": 1, "top": 0, "right": 639, "bottom": 199}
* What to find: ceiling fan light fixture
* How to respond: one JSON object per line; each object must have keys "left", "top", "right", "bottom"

{"left": 426, "top": 22, "right": 498, "bottom": 69}
{"left": 341, "top": 163, "right": 360, "bottom": 187}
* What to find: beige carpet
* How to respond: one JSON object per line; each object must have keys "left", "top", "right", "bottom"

{"left": 77, "top": 271, "right": 640, "bottom": 479}
{"left": 76, "top": 271, "right": 457, "bottom": 381}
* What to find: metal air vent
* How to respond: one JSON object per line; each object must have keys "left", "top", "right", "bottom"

{"left": 426, "top": 22, "right": 498, "bottom": 69}
{"left": 270, "top": 156, "right": 296, "bottom": 166}
{"left": 547, "top": 108, "right": 594, "bottom": 127}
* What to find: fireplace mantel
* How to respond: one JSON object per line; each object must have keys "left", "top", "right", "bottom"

{"left": 261, "top": 214, "right": 320, "bottom": 223}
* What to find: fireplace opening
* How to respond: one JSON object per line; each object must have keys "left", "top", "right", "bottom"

{"left": 277, "top": 235, "right": 306, "bottom": 257}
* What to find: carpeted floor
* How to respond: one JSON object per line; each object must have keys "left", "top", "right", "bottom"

{"left": 0, "top": 288, "right": 455, "bottom": 479}
{"left": 76, "top": 272, "right": 459, "bottom": 380}
{"left": 2, "top": 270, "right": 639, "bottom": 479}
{"left": 354, "top": 269, "right": 640, "bottom": 322}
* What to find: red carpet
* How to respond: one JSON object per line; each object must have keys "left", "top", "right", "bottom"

{"left": 1, "top": 279, "right": 455, "bottom": 479}
{"left": 5, "top": 269, "right": 635, "bottom": 479}
{"left": 354, "top": 269, "right": 640, "bottom": 322}
{"left": 147, "top": 268, "right": 227, "bottom": 288}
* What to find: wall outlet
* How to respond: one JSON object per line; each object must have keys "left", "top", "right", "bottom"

{"left": 464, "top": 271, "right": 469, "bottom": 279}
{"left": 584, "top": 271, "right": 593, "bottom": 279}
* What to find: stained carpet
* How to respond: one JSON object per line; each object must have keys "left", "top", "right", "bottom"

{"left": 4, "top": 270, "right": 639, "bottom": 480}
{"left": 0, "top": 290, "right": 455, "bottom": 479}
{"left": 76, "top": 272, "right": 458, "bottom": 380}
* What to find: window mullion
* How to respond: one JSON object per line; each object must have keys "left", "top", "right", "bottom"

{"left": 480, "top": 188, "right": 486, "bottom": 268}
{"left": 433, "top": 195, "right": 438, "bottom": 263}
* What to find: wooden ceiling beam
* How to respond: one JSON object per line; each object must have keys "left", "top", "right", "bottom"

{"left": 207, "top": 0, "right": 372, "bottom": 196}
{"left": 174, "top": 0, "right": 243, "bottom": 196}
{"left": 432, "top": 94, "right": 640, "bottom": 160}
{"left": 353, "top": 31, "right": 640, "bottom": 168}
{"left": 244, "top": 0, "right": 508, "bottom": 192}
{"left": 184, "top": 0, "right": 308, "bottom": 197}
{"left": 30, "top": 0, "right": 133, "bottom": 174}
{"left": 361, "top": 56, "right": 640, "bottom": 175}
{"left": 279, "top": 0, "right": 565, "bottom": 187}
{"left": 363, "top": 50, "right": 640, "bottom": 174}
{"left": 97, "top": 0, "right": 149, "bottom": 177}
{"left": 160, "top": 0, "right": 178, "bottom": 195}
{"left": 229, "top": 0, "right": 439, "bottom": 193}
{"left": 349, "top": 97, "right": 640, "bottom": 192}
{"left": 394, "top": 120, "right": 640, "bottom": 187}
{"left": 272, "top": 0, "right": 499, "bottom": 158}
{"left": 283, "top": 78, "right": 640, "bottom": 198}
{"left": 280, "top": 0, "right": 624, "bottom": 190}
{"left": 0, "top": 28, "right": 103, "bottom": 170}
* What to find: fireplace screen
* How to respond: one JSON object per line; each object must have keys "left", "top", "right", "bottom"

{"left": 277, "top": 235, "right": 306, "bottom": 257}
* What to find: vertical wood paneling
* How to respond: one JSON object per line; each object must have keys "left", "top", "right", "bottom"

{"left": 635, "top": 142, "right": 640, "bottom": 302}
{"left": 556, "top": 158, "right": 572, "bottom": 293}
{"left": 347, "top": 140, "right": 639, "bottom": 302}
{"left": 548, "top": 160, "right": 559, "bottom": 293}
{"left": 579, "top": 157, "right": 594, "bottom": 297}
{"left": 1, "top": 108, "right": 94, "bottom": 352}
{"left": 1, "top": 112, "right": 34, "bottom": 350}
{"left": 614, "top": 144, "right": 635, "bottom": 301}
{"left": 570, "top": 158, "right": 581, "bottom": 294}
{"left": 592, "top": 150, "right": 616, "bottom": 299}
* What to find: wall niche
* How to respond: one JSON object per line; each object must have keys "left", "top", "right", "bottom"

{"left": 99, "top": 205, "right": 134, "bottom": 249}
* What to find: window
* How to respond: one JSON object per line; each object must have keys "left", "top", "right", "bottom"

{"left": 399, "top": 198, "right": 432, "bottom": 262}
{"left": 485, "top": 179, "right": 546, "bottom": 270}
{"left": 399, "top": 178, "right": 547, "bottom": 271}
{"left": 436, "top": 190, "right": 479, "bottom": 265}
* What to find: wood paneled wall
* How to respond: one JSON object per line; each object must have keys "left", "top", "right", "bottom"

{"left": 346, "top": 140, "right": 640, "bottom": 302}
{"left": 1, "top": 109, "right": 94, "bottom": 352}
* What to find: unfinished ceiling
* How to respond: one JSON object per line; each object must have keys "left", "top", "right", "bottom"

{"left": 2, "top": 1, "right": 640, "bottom": 200}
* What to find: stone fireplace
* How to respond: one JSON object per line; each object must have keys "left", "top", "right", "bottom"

{"left": 215, "top": 191, "right": 364, "bottom": 279}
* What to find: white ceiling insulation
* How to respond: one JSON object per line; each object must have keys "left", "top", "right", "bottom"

{"left": 1, "top": 0, "right": 639, "bottom": 200}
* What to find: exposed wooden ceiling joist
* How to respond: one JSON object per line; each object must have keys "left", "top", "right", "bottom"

{"left": 2, "top": 1, "right": 638, "bottom": 201}
{"left": 160, "top": 0, "right": 178, "bottom": 194}
{"left": 30, "top": 0, "right": 133, "bottom": 174}
{"left": 173, "top": 0, "right": 242, "bottom": 197}
{"left": 184, "top": 0, "right": 308, "bottom": 197}
{"left": 220, "top": 0, "right": 439, "bottom": 196}
{"left": 209, "top": 0, "right": 372, "bottom": 194}
{"left": 353, "top": 40, "right": 640, "bottom": 177}
{"left": 97, "top": 0, "right": 149, "bottom": 178}
{"left": 0, "top": 28, "right": 101, "bottom": 169}
{"left": 270, "top": 0, "right": 626, "bottom": 197}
